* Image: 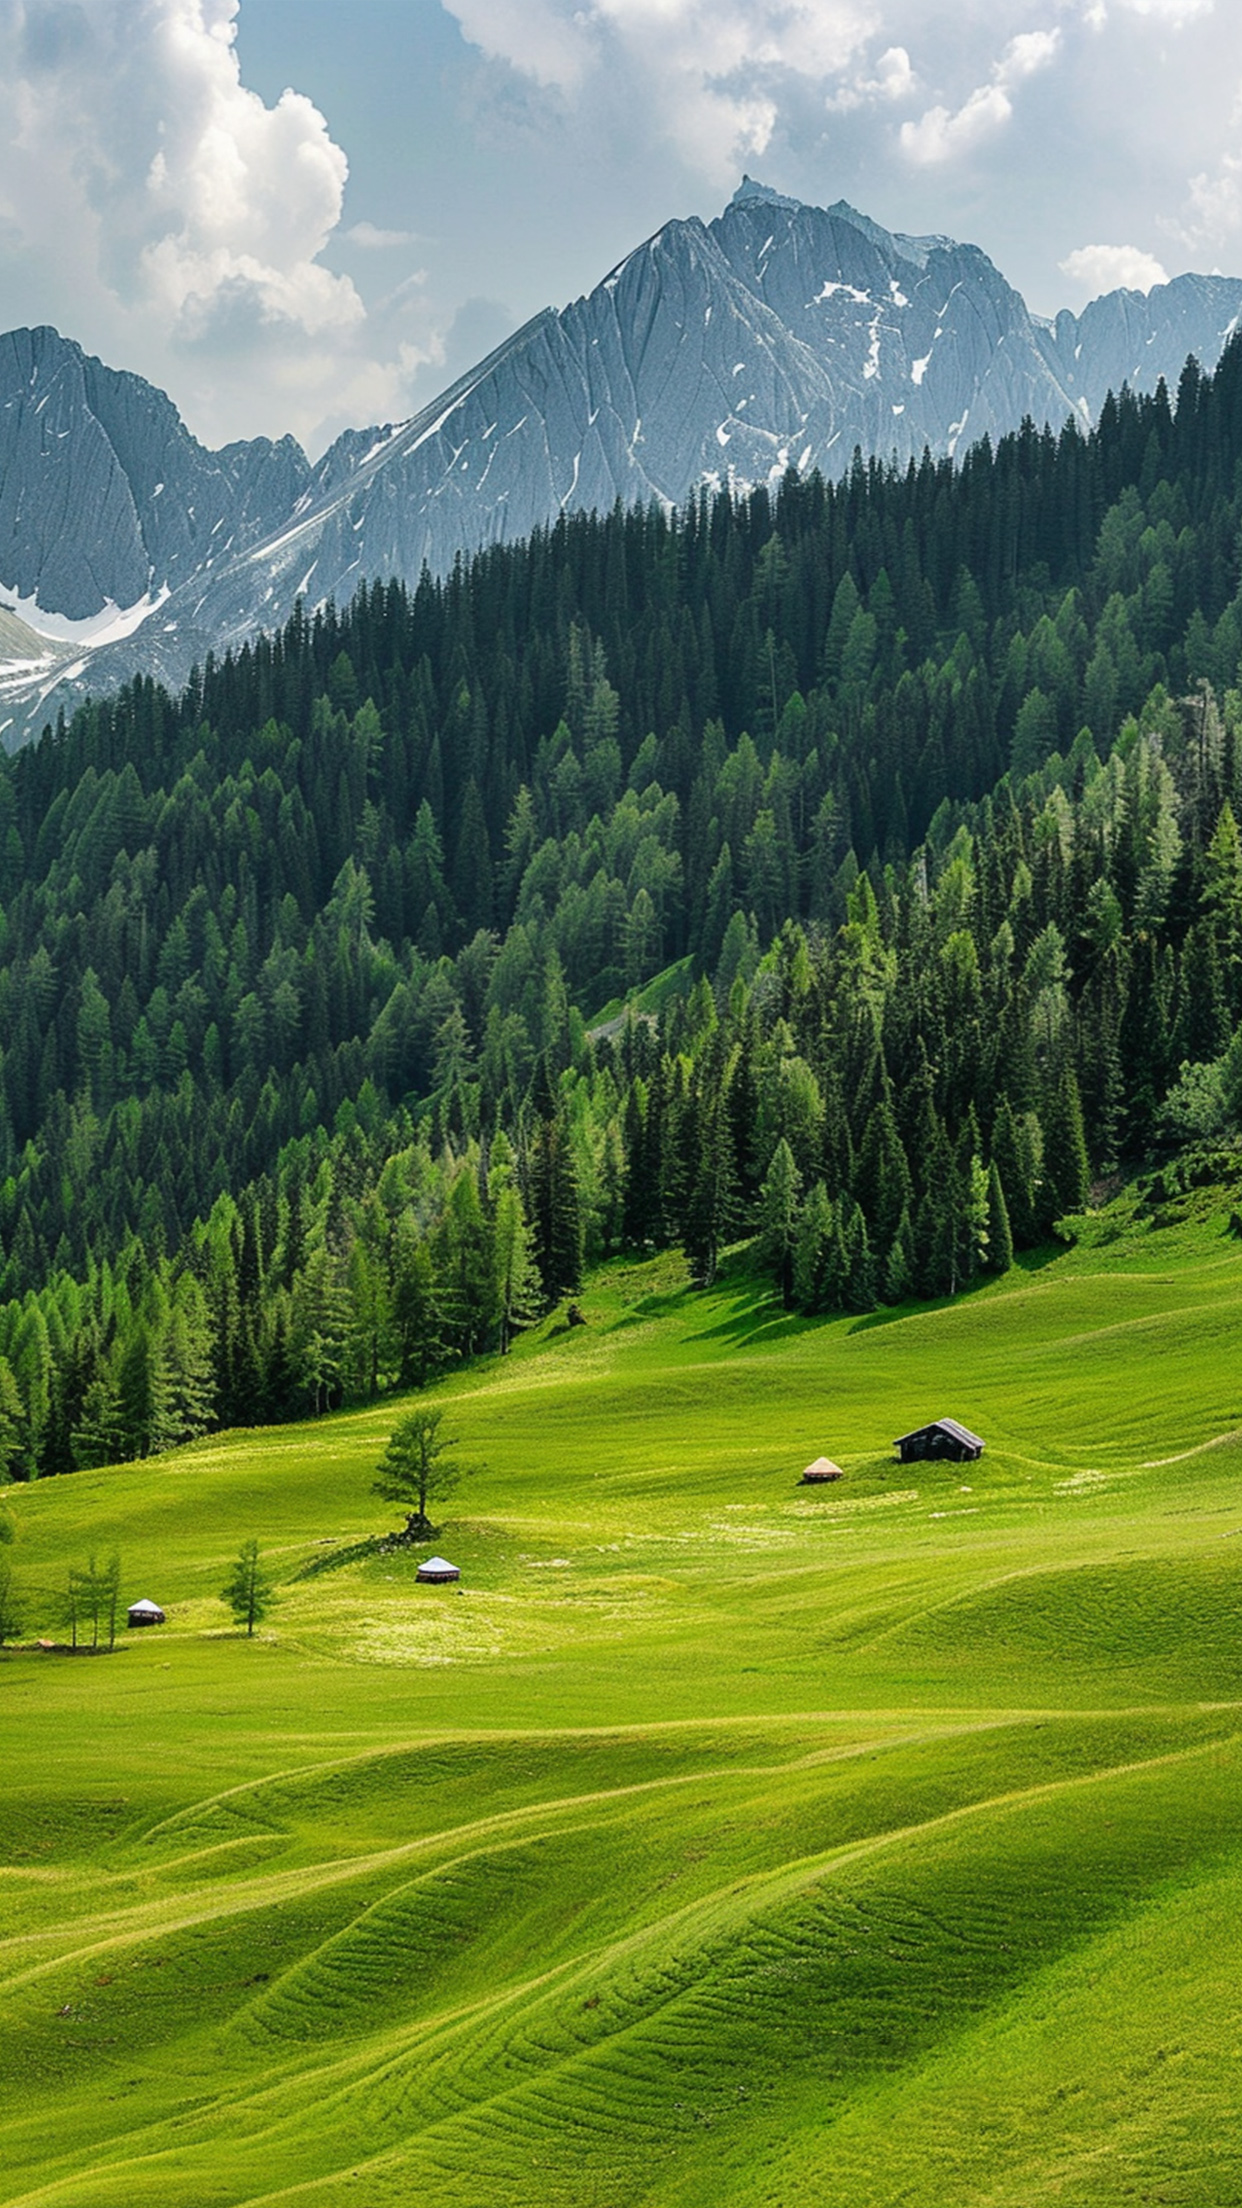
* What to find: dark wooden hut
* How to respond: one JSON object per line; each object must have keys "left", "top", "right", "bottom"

{"left": 893, "top": 1419, "right": 984, "bottom": 1464}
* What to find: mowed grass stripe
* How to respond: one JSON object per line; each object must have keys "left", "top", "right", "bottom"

{"left": 4, "top": 1202, "right": 1242, "bottom": 2202}
{"left": 7, "top": 1735, "right": 1240, "bottom": 2207}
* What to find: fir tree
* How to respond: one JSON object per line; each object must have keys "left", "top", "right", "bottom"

{"left": 758, "top": 1138, "right": 802, "bottom": 1306}
{"left": 792, "top": 1182, "right": 834, "bottom": 1313}
{"left": 221, "top": 1539, "right": 276, "bottom": 1637}
{"left": 986, "top": 1159, "right": 1015, "bottom": 1273}
{"left": 1042, "top": 1068, "right": 1091, "bottom": 1227}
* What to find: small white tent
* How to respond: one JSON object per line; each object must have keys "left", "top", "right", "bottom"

{"left": 127, "top": 1598, "right": 166, "bottom": 1627}
{"left": 416, "top": 1557, "right": 461, "bottom": 1584}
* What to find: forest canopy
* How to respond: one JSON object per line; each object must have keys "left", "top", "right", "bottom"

{"left": 2, "top": 343, "right": 1242, "bottom": 1474}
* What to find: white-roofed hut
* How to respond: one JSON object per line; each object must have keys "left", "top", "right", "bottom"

{"left": 416, "top": 1557, "right": 461, "bottom": 1584}
{"left": 800, "top": 1457, "right": 844, "bottom": 1484}
{"left": 126, "top": 1599, "right": 166, "bottom": 1627}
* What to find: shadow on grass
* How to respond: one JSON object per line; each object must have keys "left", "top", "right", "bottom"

{"left": 683, "top": 1291, "right": 814, "bottom": 1349}
{"left": 846, "top": 1270, "right": 1006, "bottom": 1334}
{"left": 1013, "top": 1240, "right": 1074, "bottom": 1276}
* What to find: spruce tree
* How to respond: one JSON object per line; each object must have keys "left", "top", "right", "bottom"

{"left": 792, "top": 1182, "right": 833, "bottom": 1313}
{"left": 1042, "top": 1068, "right": 1091, "bottom": 1228}
{"left": 221, "top": 1539, "right": 276, "bottom": 1637}
{"left": 529, "top": 1114, "right": 584, "bottom": 1304}
{"left": 991, "top": 1094, "right": 1038, "bottom": 1248}
{"left": 683, "top": 1095, "right": 735, "bottom": 1289}
{"left": 758, "top": 1138, "right": 803, "bottom": 1305}
{"left": 883, "top": 1204, "right": 915, "bottom": 1304}
{"left": 986, "top": 1159, "right": 1014, "bottom": 1274}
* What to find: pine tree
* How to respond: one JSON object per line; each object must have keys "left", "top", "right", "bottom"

{"left": 991, "top": 1094, "right": 1038, "bottom": 1248}
{"left": 758, "top": 1138, "right": 802, "bottom": 1305}
{"left": 683, "top": 1094, "right": 735, "bottom": 1289}
{"left": 221, "top": 1538, "right": 276, "bottom": 1637}
{"left": 392, "top": 1228, "right": 447, "bottom": 1389}
{"left": 372, "top": 1408, "right": 472, "bottom": 1541}
{"left": 528, "top": 1114, "right": 583, "bottom": 1303}
{"left": 883, "top": 1204, "right": 915, "bottom": 1304}
{"left": 492, "top": 1179, "right": 541, "bottom": 1354}
{"left": 843, "top": 1200, "right": 878, "bottom": 1313}
{"left": 71, "top": 1374, "right": 126, "bottom": 1471}
{"left": 792, "top": 1182, "right": 834, "bottom": 1313}
{"left": 0, "top": 1560, "right": 24, "bottom": 1647}
{"left": 434, "top": 1168, "right": 499, "bottom": 1358}
{"left": 986, "top": 1159, "right": 1014, "bottom": 1274}
{"left": 0, "top": 1357, "right": 30, "bottom": 1481}
{"left": 1042, "top": 1068, "right": 1090, "bottom": 1228}
{"left": 162, "top": 1279, "right": 217, "bottom": 1444}
{"left": 116, "top": 1324, "right": 170, "bottom": 1460}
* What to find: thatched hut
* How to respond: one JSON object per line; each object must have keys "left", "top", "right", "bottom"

{"left": 416, "top": 1557, "right": 461, "bottom": 1584}
{"left": 799, "top": 1457, "right": 844, "bottom": 1484}
{"left": 127, "top": 1599, "right": 166, "bottom": 1627}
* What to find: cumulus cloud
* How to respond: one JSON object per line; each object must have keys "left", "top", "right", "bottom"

{"left": 1060, "top": 242, "right": 1169, "bottom": 294}
{"left": 444, "top": 0, "right": 878, "bottom": 185}
{"left": 828, "top": 42, "right": 915, "bottom": 113}
{"left": 1176, "top": 153, "right": 1242, "bottom": 248}
{"left": 0, "top": 0, "right": 428, "bottom": 448}
{"left": 900, "top": 28, "right": 1061, "bottom": 166}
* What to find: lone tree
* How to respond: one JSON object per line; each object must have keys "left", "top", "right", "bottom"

{"left": 221, "top": 1539, "right": 276, "bottom": 1637}
{"left": 0, "top": 1560, "right": 23, "bottom": 1649}
{"left": 373, "top": 1408, "right": 472, "bottom": 1542}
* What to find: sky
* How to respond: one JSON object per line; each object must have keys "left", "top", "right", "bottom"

{"left": 0, "top": 0, "right": 1239, "bottom": 458}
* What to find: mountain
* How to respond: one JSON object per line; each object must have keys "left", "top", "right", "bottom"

{"left": 2, "top": 181, "right": 1240, "bottom": 746}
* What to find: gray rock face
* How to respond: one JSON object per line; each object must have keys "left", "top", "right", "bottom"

{"left": 2, "top": 183, "right": 1241, "bottom": 744}
{"left": 0, "top": 324, "right": 311, "bottom": 623}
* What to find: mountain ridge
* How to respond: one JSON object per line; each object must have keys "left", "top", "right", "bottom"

{"left": 2, "top": 182, "right": 1240, "bottom": 746}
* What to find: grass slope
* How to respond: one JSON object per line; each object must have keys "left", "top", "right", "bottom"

{"left": 3, "top": 1194, "right": 1242, "bottom": 2205}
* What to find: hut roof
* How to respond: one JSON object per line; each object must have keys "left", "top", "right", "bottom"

{"left": 416, "top": 1557, "right": 460, "bottom": 1581}
{"left": 800, "top": 1457, "right": 844, "bottom": 1482}
{"left": 127, "top": 1598, "right": 165, "bottom": 1616}
{"left": 894, "top": 1417, "right": 984, "bottom": 1450}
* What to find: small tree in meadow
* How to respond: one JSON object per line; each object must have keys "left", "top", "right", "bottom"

{"left": 62, "top": 1552, "right": 122, "bottom": 1649}
{"left": 221, "top": 1539, "right": 276, "bottom": 1637}
{"left": 0, "top": 1560, "right": 23, "bottom": 1648}
{"left": 372, "top": 1408, "right": 473, "bottom": 1541}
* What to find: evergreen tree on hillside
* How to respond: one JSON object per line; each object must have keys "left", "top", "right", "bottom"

{"left": 1042, "top": 1069, "right": 1091, "bottom": 1227}
{"left": 758, "top": 1138, "right": 802, "bottom": 1307}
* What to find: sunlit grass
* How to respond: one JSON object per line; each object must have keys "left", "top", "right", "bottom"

{"left": 3, "top": 1197, "right": 1242, "bottom": 2203}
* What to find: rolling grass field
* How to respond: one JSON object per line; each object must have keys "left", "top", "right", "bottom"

{"left": 4, "top": 1184, "right": 1242, "bottom": 2205}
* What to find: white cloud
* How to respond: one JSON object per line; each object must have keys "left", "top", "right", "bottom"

{"left": 0, "top": 0, "right": 430, "bottom": 449}
{"left": 873, "top": 45, "right": 916, "bottom": 100}
{"left": 444, "top": 0, "right": 878, "bottom": 185}
{"left": 1089, "top": 0, "right": 1213, "bottom": 21}
{"left": 5, "top": 0, "right": 359, "bottom": 336}
{"left": 345, "top": 222, "right": 420, "bottom": 250}
{"left": 828, "top": 42, "right": 915, "bottom": 112}
{"left": 1060, "top": 242, "right": 1169, "bottom": 293}
{"left": 900, "top": 28, "right": 1060, "bottom": 166}
{"left": 448, "top": 0, "right": 592, "bottom": 92}
{"left": 1177, "top": 153, "right": 1242, "bottom": 247}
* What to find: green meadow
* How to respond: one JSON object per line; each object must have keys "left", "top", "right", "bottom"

{"left": 4, "top": 1187, "right": 1242, "bottom": 2206}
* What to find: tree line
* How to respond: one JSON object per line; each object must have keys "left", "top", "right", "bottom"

{"left": 2, "top": 342, "right": 1242, "bottom": 1471}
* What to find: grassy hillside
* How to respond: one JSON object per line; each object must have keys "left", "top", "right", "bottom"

{"left": 3, "top": 1193, "right": 1242, "bottom": 2206}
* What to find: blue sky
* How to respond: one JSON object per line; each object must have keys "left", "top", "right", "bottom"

{"left": 0, "top": 0, "right": 1238, "bottom": 454}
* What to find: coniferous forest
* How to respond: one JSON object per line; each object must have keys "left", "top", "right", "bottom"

{"left": 3, "top": 345, "right": 1242, "bottom": 1475}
